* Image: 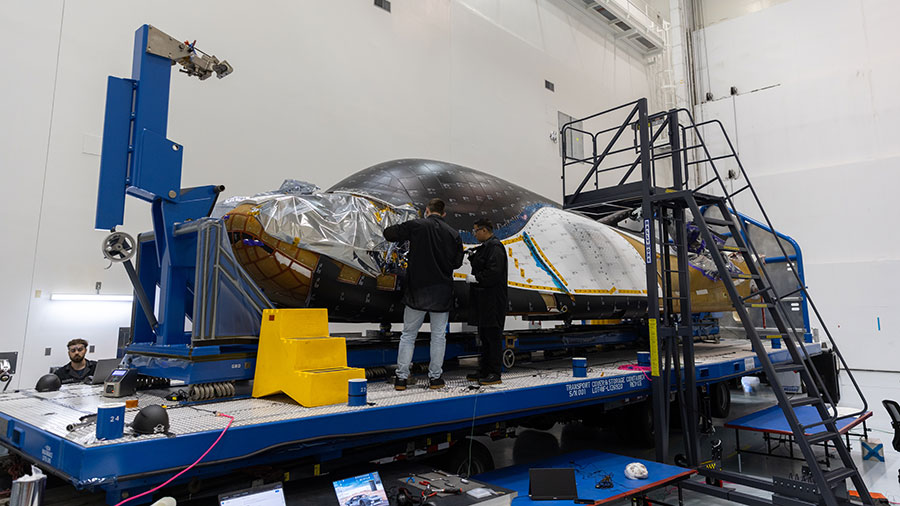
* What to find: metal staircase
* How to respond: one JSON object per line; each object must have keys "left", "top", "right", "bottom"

{"left": 559, "top": 98, "right": 872, "bottom": 506}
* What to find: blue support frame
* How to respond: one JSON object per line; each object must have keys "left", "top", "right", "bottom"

{"left": 733, "top": 212, "right": 812, "bottom": 342}
{"left": 701, "top": 207, "right": 812, "bottom": 342}
{"left": 95, "top": 25, "right": 231, "bottom": 380}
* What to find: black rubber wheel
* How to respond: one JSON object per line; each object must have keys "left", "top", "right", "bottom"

{"left": 438, "top": 439, "right": 495, "bottom": 477}
{"left": 710, "top": 381, "right": 731, "bottom": 418}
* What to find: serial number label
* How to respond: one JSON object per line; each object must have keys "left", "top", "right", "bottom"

{"left": 565, "top": 376, "right": 643, "bottom": 398}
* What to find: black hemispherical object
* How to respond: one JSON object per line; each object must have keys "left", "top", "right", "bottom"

{"left": 131, "top": 405, "right": 169, "bottom": 435}
{"left": 35, "top": 374, "right": 61, "bottom": 392}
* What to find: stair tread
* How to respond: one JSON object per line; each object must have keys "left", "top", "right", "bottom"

{"left": 824, "top": 468, "right": 857, "bottom": 484}
{"left": 789, "top": 396, "right": 820, "bottom": 407}
{"left": 704, "top": 217, "right": 734, "bottom": 226}
{"left": 806, "top": 431, "right": 841, "bottom": 445}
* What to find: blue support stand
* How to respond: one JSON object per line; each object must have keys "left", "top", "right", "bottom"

{"left": 95, "top": 25, "right": 262, "bottom": 382}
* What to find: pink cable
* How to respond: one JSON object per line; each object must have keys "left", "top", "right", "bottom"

{"left": 618, "top": 364, "right": 652, "bottom": 382}
{"left": 114, "top": 412, "right": 234, "bottom": 506}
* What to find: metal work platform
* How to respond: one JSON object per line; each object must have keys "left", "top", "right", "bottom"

{"left": 0, "top": 338, "right": 819, "bottom": 503}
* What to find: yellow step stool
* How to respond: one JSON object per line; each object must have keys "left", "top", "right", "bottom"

{"left": 252, "top": 308, "right": 365, "bottom": 407}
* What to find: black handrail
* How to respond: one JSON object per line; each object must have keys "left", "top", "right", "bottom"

{"left": 558, "top": 101, "right": 868, "bottom": 421}
{"left": 677, "top": 111, "right": 868, "bottom": 419}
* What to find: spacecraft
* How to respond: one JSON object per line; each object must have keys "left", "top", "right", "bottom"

{"left": 216, "top": 159, "right": 751, "bottom": 323}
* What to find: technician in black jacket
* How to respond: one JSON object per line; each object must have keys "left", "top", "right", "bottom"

{"left": 465, "top": 218, "right": 508, "bottom": 385}
{"left": 54, "top": 338, "right": 97, "bottom": 384}
{"left": 383, "top": 198, "right": 464, "bottom": 390}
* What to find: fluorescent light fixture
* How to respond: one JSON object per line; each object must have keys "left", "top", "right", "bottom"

{"left": 50, "top": 293, "right": 133, "bottom": 302}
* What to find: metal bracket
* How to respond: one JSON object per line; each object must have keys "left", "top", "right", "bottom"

{"left": 146, "top": 25, "right": 233, "bottom": 80}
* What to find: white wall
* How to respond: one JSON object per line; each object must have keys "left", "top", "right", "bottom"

{"left": 696, "top": 0, "right": 793, "bottom": 27}
{"left": 691, "top": 0, "right": 900, "bottom": 371}
{"left": 0, "top": 0, "right": 654, "bottom": 388}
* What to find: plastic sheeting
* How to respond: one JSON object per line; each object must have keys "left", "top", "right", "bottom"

{"left": 214, "top": 181, "right": 418, "bottom": 277}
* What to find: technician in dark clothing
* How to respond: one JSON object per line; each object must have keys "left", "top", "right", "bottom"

{"left": 383, "top": 198, "right": 464, "bottom": 390}
{"left": 465, "top": 218, "right": 508, "bottom": 385}
{"left": 54, "top": 338, "right": 97, "bottom": 384}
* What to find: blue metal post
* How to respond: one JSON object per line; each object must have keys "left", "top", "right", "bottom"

{"left": 95, "top": 25, "right": 225, "bottom": 360}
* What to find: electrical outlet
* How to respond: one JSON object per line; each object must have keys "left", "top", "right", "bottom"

{"left": 44, "top": 348, "right": 51, "bottom": 356}
{"left": 89, "top": 345, "right": 95, "bottom": 353}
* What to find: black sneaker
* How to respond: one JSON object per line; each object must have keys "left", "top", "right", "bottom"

{"left": 394, "top": 377, "right": 408, "bottom": 391}
{"left": 478, "top": 374, "right": 502, "bottom": 386}
{"left": 466, "top": 372, "right": 486, "bottom": 382}
{"left": 428, "top": 376, "right": 445, "bottom": 389}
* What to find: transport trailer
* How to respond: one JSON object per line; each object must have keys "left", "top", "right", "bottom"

{"left": 0, "top": 338, "right": 823, "bottom": 504}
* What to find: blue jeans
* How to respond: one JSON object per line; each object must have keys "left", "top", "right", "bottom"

{"left": 396, "top": 306, "right": 449, "bottom": 380}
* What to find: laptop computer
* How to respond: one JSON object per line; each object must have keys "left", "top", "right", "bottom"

{"left": 333, "top": 471, "right": 389, "bottom": 506}
{"left": 91, "top": 358, "right": 124, "bottom": 385}
{"left": 529, "top": 468, "right": 578, "bottom": 500}
{"left": 218, "top": 482, "right": 286, "bottom": 506}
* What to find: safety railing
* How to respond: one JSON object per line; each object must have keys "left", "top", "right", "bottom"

{"left": 560, "top": 99, "right": 868, "bottom": 421}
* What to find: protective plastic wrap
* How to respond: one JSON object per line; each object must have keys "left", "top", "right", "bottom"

{"left": 214, "top": 182, "right": 417, "bottom": 277}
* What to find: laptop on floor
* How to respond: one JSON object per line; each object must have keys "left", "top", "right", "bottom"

{"left": 219, "top": 482, "right": 286, "bottom": 506}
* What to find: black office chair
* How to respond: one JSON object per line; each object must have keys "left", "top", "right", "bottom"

{"left": 884, "top": 399, "right": 900, "bottom": 452}
{"left": 888, "top": 400, "right": 900, "bottom": 486}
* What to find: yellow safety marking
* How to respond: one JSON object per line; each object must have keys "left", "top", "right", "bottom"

{"left": 765, "top": 335, "right": 783, "bottom": 340}
{"left": 447, "top": 433, "right": 452, "bottom": 443}
{"left": 665, "top": 188, "right": 678, "bottom": 193}
{"left": 314, "top": 464, "right": 321, "bottom": 476}
{"left": 508, "top": 248, "right": 513, "bottom": 256}
{"left": 749, "top": 303, "right": 769, "bottom": 308}
{"left": 502, "top": 236, "right": 524, "bottom": 245}
{"left": 453, "top": 273, "right": 467, "bottom": 279}
{"left": 649, "top": 318, "right": 660, "bottom": 377}
{"left": 426, "top": 437, "right": 432, "bottom": 445}
{"left": 529, "top": 237, "right": 568, "bottom": 286}
{"left": 508, "top": 280, "right": 565, "bottom": 292}
{"left": 514, "top": 258, "right": 519, "bottom": 269}
{"left": 520, "top": 268, "right": 525, "bottom": 277}
{"left": 284, "top": 472, "right": 291, "bottom": 482}
{"left": 526, "top": 278, "right": 533, "bottom": 283}
{"left": 571, "top": 287, "right": 643, "bottom": 295}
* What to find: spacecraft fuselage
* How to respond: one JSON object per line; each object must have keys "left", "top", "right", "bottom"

{"left": 221, "top": 159, "right": 749, "bottom": 323}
